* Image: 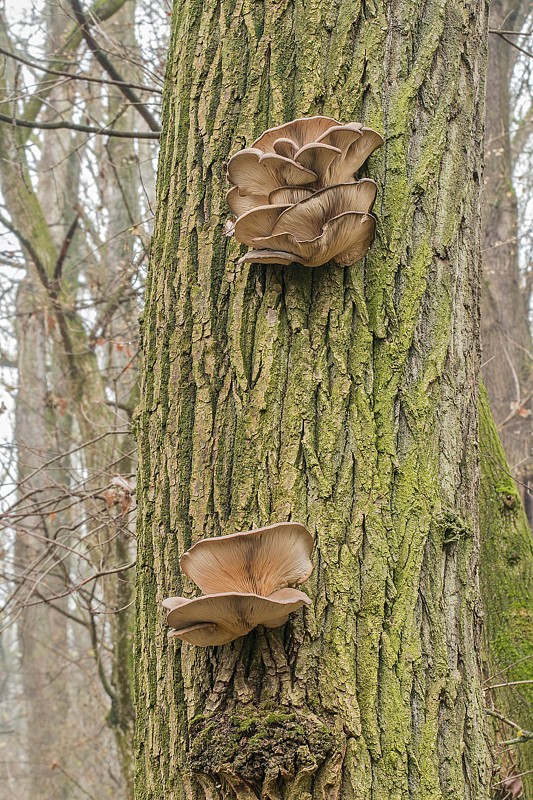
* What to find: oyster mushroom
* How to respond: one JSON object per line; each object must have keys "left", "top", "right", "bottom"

{"left": 164, "top": 588, "right": 311, "bottom": 646}
{"left": 235, "top": 180, "right": 377, "bottom": 267}
{"left": 179, "top": 521, "right": 313, "bottom": 596}
{"left": 225, "top": 117, "right": 383, "bottom": 261}
{"left": 250, "top": 116, "right": 345, "bottom": 153}
{"left": 227, "top": 149, "right": 318, "bottom": 197}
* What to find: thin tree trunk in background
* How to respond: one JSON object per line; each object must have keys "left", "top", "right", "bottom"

{"left": 478, "top": 6, "right": 533, "bottom": 798}
{"left": 15, "top": 280, "right": 70, "bottom": 800}
{"left": 481, "top": 0, "right": 532, "bottom": 521}
{"left": 92, "top": 6, "right": 145, "bottom": 792}
{"left": 135, "top": 1, "right": 489, "bottom": 798}
{"left": 479, "top": 386, "right": 533, "bottom": 799}
{"left": 11, "top": 7, "right": 76, "bottom": 797}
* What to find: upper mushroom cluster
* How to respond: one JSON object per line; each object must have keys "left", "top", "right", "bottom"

{"left": 226, "top": 116, "right": 383, "bottom": 268}
{"left": 163, "top": 522, "right": 313, "bottom": 646}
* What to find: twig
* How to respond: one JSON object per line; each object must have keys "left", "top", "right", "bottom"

{"left": 0, "top": 111, "right": 160, "bottom": 138}
{"left": 54, "top": 212, "right": 80, "bottom": 283}
{"left": 0, "top": 44, "right": 162, "bottom": 94}
{"left": 486, "top": 679, "right": 533, "bottom": 690}
{"left": 486, "top": 708, "right": 533, "bottom": 746}
{"left": 21, "top": 561, "right": 136, "bottom": 608}
{"left": 493, "top": 31, "right": 533, "bottom": 60}
{"left": 489, "top": 29, "right": 533, "bottom": 36}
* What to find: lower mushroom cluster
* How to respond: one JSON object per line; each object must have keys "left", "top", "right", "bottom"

{"left": 163, "top": 522, "right": 313, "bottom": 646}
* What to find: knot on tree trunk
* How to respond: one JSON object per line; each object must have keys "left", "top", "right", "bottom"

{"left": 188, "top": 703, "right": 337, "bottom": 798}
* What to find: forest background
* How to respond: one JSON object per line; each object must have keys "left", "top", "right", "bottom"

{"left": 0, "top": 0, "right": 532, "bottom": 798}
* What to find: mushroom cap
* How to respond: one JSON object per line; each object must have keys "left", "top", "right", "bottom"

{"left": 236, "top": 181, "right": 377, "bottom": 268}
{"left": 239, "top": 212, "right": 375, "bottom": 268}
{"left": 251, "top": 116, "right": 343, "bottom": 152}
{"left": 227, "top": 149, "right": 318, "bottom": 196}
{"left": 165, "top": 588, "right": 312, "bottom": 646}
{"left": 316, "top": 124, "right": 384, "bottom": 182}
{"left": 237, "top": 249, "right": 306, "bottom": 266}
{"left": 251, "top": 211, "right": 376, "bottom": 268}
{"left": 180, "top": 521, "right": 313, "bottom": 595}
{"left": 227, "top": 186, "right": 315, "bottom": 220}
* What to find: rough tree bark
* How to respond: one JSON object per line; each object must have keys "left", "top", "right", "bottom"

{"left": 135, "top": 1, "right": 490, "bottom": 798}
{"left": 481, "top": 0, "right": 532, "bottom": 519}
{"left": 479, "top": 385, "right": 533, "bottom": 799}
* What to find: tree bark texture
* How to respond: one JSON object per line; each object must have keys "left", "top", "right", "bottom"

{"left": 481, "top": 0, "right": 533, "bottom": 521}
{"left": 479, "top": 386, "right": 533, "bottom": 799}
{"left": 135, "top": 1, "right": 490, "bottom": 798}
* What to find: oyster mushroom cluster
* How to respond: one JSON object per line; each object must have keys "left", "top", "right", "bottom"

{"left": 163, "top": 522, "right": 313, "bottom": 646}
{"left": 226, "top": 116, "right": 383, "bottom": 268}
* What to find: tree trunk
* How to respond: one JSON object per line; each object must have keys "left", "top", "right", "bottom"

{"left": 479, "top": 385, "right": 533, "bottom": 799}
{"left": 15, "top": 279, "right": 70, "bottom": 800}
{"left": 481, "top": 0, "right": 533, "bottom": 521}
{"left": 135, "top": 1, "right": 490, "bottom": 798}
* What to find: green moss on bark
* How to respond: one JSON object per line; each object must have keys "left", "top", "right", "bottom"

{"left": 189, "top": 705, "right": 335, "bottom": 791}
{"left": 479, "top": 385, "right": 533, "bottom": 797}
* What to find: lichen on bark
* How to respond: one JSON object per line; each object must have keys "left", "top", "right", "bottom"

{"left": 135, "top": 0, "right": 491, "bottom": 798}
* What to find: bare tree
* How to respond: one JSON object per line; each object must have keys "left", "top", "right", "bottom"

{"left": 0, "top": 0, "right": 166, "bottom": 796}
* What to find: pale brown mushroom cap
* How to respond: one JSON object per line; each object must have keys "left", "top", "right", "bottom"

{"left": 268, "top": 186, "right": 315, "bottom": 205}
{"left": 227, "top": 186, "right": 314, "bottom": 219}
{"left": 269, "top": 181, "right": 377, "bottom": 238}
{"left": 233, "top": 204, "right": 291, "bottom": 246}
{"left": 165, "top": 588, "right": 311, "bottom": 646}
{"left": 168, "top": 622, "right": 223, "bottom": 646}
{"left": 293, "top": 142, "right": 342, "bottom": 174}
{"left": 226, "top": 186, "right": 269, "bottom": 217}
{"left": 179, "top": 521, "right": 313, "bottom": 595}
{"left": 237, "top": 249, "right": 306, "bottom": 266}
{"left": 316, "top": 124, "right": 384, "bottom": 183}
{"left": 251, "top": 116, "right": 342, "bottom": 153}
{"left": 239, "top": 181, "right": 376, "bottom": 267}
{"left": 234, "top": 181, "right": 374, "bottom": 249}
{"left": 241, "top": 212, "right": 376, "bottom": 268}
{"left": 227, "top": 149, "right": 317, "bottom": 196}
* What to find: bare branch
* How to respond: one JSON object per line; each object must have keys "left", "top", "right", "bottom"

{"left": 68, "top": 0, "right": 161, "bottom": 132}
{"left": 0, "top": 111, "right": 160, "bottom": 138}
{"left": 486, "top": 708, "right": 533, "bottom": 746}
{"left": 0, "top": 43, "right": 162, "bottom": 94}
{"left": 492, "top": 31, "right": 533, "bottom": 60}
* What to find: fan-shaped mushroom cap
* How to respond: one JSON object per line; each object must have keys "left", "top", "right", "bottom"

{"left": 226, "top": 186, "right": 269, "bottom": 217}
{"left": 269, "top": 181, "right": 377, "bottom": 238}
{"left": 268, "top": 186, "right": 315, "bottom": 205}
{"left": 233, "top": 204, "right": 291, "bottom": 246}
{"left": 241, "top": 212, "right": 375, "bottom": 268}
{"left": 165, "top": 588, "right": 311, "bottom": 646}
{"left": 271, "top": 137, "right": 298, "bottom": 158}
{"left": 168, "top": 622, "right": 220, "bottom": 646}
{"left": 179, "top": 521, "right": 313, "bottom": 595}
{"left": 227, "top": 149, "right": 317, "bottom": 196}
{"left": 293, "top": 142, "right": 342, "bottom": 174}
{"left": 316, "top": 125, "right": 384, "bottom": 184}
{"left": 237, "top": 181, "right": 376, "bottom": 267}
{"left": 236, "top": 249, "right": 306, "bottom": 266}
{"left": 251, "top": 116, "right": 342, "bottom": 153}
